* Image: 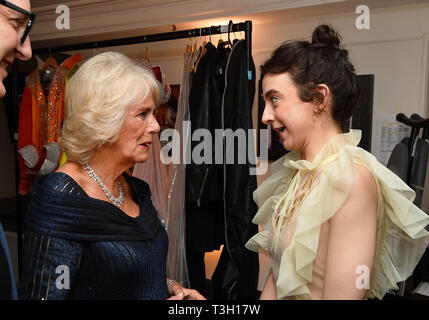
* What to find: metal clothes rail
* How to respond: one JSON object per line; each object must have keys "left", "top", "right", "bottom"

{"left": 33, "top": 20, "right": 253, "bottom": 80}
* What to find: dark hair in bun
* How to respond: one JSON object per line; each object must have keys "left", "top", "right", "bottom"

{"left": 261, "top": 24, "right": 360, "bottom": 132}
{"left": 311, "top": 24, "right": 341, "bottom": 48}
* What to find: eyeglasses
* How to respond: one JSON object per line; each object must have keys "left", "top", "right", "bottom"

{"left": 0, "top": 0, "right": 36, "bottom": 44}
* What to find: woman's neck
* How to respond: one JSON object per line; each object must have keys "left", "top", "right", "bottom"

{"left": 86, "top": 150, "right": 130, "bottom": 187}
{"left": 300, "top": 125, "right": 342, "bottom": 163}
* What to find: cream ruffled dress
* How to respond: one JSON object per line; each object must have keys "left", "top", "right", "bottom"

{"left": 245, "top": 130, "right": 429, "bottom": 300}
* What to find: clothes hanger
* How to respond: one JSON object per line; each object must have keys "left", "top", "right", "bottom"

{"left": 186, "top": 30, "right": 193, "bottom": 54}
{"left": 193, "top": 28, "right": 209, "bottom": 73}
{"left": 145, "top": 47, "right": 150, "bottom": 62}
{"left": 40, "top": 49, "right": 58, "bottom": 73}
{"left": 232, "top": 27, "right": 239, "bottom": 45}
{"left": 218, "top": 28, "right": 224, "bottom": 47}
{"left": 200, "top": 28, "right": 207, "bottom": 48}
{"left": 193, "top": 31, "right": 197, "bottom": 52}
{"left": 226, "top": 20, "right": 233, "bottom": 48}
{"left": 218, "top": 21, "right": 233, "bottom": 49}
{"left": 35, "top": 55, "right": 45, "bottom": 70}
{"left": 192, "top": 29, "right": 197, "bottom": 52}
{"left": 39, "top": 49, "right": 58, "bottom": 87}
{"left": 209, "top": 25, "right": 213, "bottom": 44}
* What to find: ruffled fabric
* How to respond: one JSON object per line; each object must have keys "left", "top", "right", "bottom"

{"left": 246, "top": 130, "right": 429, "bottom": 299}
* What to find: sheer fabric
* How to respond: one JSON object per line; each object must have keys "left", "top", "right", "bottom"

{"left": 246, "top": 130, "right": 429, "bottom": 300}
{"left": 163, "top": 51, "right": 196, "bottom": 287}
{"left": 132, "top": 134, "right": 169, "bottom": 222}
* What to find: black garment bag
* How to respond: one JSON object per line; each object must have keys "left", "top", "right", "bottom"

{"left": 386, "top": 113, "right": 429, "bottom": 298}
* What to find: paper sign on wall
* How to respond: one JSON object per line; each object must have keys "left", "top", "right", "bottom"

{"left": 375, "top": 114, "right": 411, "bottom": 166}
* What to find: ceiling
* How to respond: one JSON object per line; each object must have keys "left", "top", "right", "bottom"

{"left": 28, "top": 0, "right": 429, "bottom": 50}
{"left": 30, "top": 0, "right": 190, "bottom": 11}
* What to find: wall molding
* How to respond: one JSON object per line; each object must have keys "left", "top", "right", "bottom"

{"left": 30, "top": 0, "right": 347, "bottom": 42}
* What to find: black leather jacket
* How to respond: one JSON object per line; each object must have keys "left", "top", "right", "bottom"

{"left": 186, "top": 42, "right": 224, "bottom": 205}
{"left": 186, "top": 40, "right": 259, "bottom": 299}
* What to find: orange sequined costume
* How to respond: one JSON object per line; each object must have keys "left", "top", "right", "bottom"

{"left": 17, "top": 53, "right": 82, "bottom": 195}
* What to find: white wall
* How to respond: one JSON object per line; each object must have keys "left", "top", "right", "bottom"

{"left": 103, "top": 1, "right": 429, "bottom": 159}
{"left": 264, "top": 3, "right": 429, "bottom": 152}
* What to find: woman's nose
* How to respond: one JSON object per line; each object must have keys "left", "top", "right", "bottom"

{"left": 149, "top": 116, "right": 161, "bottom": 134}
{"left": 261, "top": 106, "right": 274, "bottom": 125}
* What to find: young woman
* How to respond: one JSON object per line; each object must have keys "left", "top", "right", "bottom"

{"left": 246, "top": 24, "right": 429, "bottom": 300}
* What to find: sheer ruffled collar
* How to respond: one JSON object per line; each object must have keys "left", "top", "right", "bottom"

{"left": 282, "top": 129, "right": 362, "bottom": 171}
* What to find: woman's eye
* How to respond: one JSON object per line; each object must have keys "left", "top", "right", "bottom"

{"left": 270, "top": 96, "right": 279, "bottom": 104}
{"left": 139, "top": 110, "right": 157, "bottom": 118}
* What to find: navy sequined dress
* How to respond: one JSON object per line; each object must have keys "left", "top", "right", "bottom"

{"left": 19, "top": 172, "right": 169, "bottom": 300}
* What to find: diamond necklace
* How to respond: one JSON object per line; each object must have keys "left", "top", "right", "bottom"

{"left": 83, "top": 163, "right": 124, "bottom": 208}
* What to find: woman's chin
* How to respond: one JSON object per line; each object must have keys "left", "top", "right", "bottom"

{"left": 281, "top": 139, "right": 294, "bottom": 152}
{"left": 133, "top": 154, "right": 148, "bottom": 164}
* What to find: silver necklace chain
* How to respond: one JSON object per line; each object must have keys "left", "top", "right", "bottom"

{"left": 83, "top": 163, "right": 124, "bottom": 208}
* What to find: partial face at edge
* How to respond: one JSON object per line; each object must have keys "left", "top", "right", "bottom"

{"left": 0, "top": 0, "right": 32, "bottom": 97}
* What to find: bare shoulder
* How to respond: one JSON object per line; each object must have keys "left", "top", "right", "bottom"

{"left": 330, "top": 163, "right": 378, "bottom": 225}
{"left": 351, "top": 163, "right": 378, "bottom": 200}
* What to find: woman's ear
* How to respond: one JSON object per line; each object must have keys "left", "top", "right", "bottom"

{"left": 313, "top": 84, "right": 330, "bottom": 114}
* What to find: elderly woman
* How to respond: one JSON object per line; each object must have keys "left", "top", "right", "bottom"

{"left": 245, "top": 24, "right": 429, "bottom": 300}
{"left": 19, "top": 52, "right": 204, "bottom": 300}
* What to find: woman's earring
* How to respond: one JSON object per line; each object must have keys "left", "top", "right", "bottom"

{"left": 313, "top": 109, "right": 320, "bottom": 121}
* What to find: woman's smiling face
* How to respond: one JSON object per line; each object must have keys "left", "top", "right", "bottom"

{"left": 261, "top": 72, "right": 316, "bottom": 152}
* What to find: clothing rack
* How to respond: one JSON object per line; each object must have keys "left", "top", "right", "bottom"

{"left": 13, "top": 20, "right": 253, "bottom": 281}
{"left": 33, "top": 20, "right": 253, "bottom": 79}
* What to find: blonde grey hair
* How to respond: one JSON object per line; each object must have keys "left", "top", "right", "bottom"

{"left": 60, "top": 51, "right": 160, "bottom": 164}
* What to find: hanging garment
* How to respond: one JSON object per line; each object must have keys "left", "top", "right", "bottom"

{"left": 141, "top": 60, "right": 171, "bottom": 105}
{"left": 163, "top": 51, "right": 197, "bottom": 288}
{"left": 387, "top": 138, "right": 409, "bottom": 183}
{"left": 246, "top": 130, "right": 429, "bottom": 300}
{"left": 186, "top": 41, "right": 224, "bottom": 206}
{"left": 185, "top": 42, "right": 226, "bottom": 295}
{"left": 132, "top": 133, "right": 169, "bottom": 222}
{"left": 388, "top": 128, "right": 429, "bottom": 295}
{"left": 409, "top": 138, "right": 429, "bottom": 208}
{"left": 388, "top": 136, "right": 429, "bottom": 208}
{"left": 211, "top": 39, "right": 259, "bottom": 300}
{"left": 17, "top": 53, "right": 83, "bottom": 195}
